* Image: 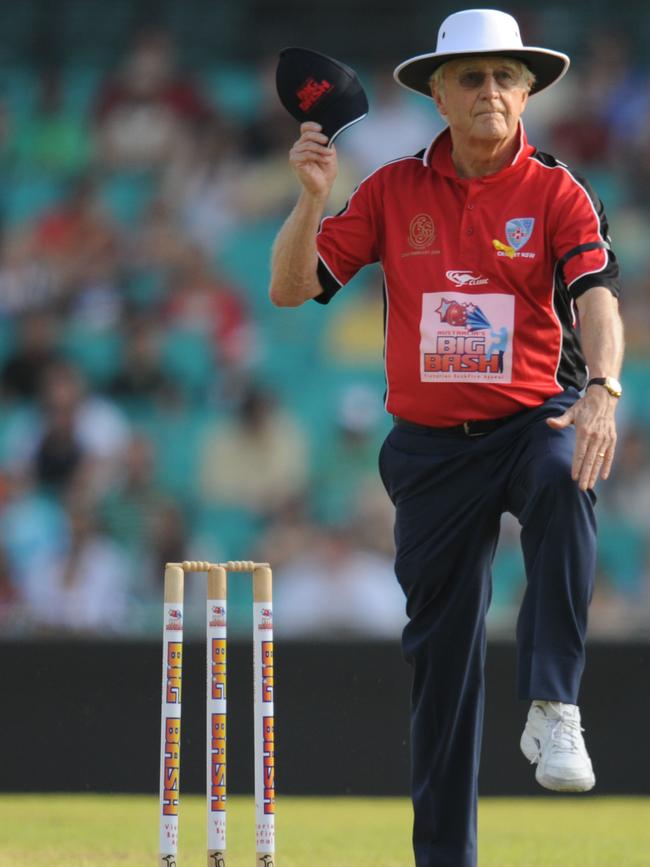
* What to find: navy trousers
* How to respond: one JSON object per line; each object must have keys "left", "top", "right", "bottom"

{"left": 378, "top": 389, "right": 596, "bottom": 867}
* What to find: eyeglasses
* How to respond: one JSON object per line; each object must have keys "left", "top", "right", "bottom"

{"left": 455, "top": 69, "right": 523, "bottom": 90}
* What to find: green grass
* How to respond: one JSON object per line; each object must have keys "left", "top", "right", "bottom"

{"left": 0, "top": 794, "right": 648, "bottom": 866}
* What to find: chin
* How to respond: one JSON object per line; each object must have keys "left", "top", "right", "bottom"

{"left": 475, "top": 120, "right": 510, "bottom": 140}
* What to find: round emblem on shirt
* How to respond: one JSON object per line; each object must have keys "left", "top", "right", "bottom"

{"left": 408, "top": 213, "right": 436, "bottom": 249}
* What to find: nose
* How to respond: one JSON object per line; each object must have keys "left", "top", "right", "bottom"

{"left": 479, "top": 74, "right": 501, "bottom": 96}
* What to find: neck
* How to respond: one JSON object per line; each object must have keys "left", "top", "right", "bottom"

{"left": 449, "top": 129, "right": 520, "bottom": 179}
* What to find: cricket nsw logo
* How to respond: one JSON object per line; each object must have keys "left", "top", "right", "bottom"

{"left": 408, "top": 213, "right": 436, "bottom": 249}
{"left": 446, "top": 270, "right": 488, "bottom": 286}
{"left": 493, "top": 217, "right": 536, "bottom": 259}
{"left": 506, "top": 218, "right": 535, "bottom": 250}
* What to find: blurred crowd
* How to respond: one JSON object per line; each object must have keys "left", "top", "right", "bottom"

{"left": 0, "top": 17, "right": 648, "bottom": 639}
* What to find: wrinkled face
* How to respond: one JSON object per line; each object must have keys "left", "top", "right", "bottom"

{"left": 431, "top": 56, "right": 529, "bottom": 143}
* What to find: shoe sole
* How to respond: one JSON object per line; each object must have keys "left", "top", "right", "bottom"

{"left": 536, "top": 770, "right": 596, "bottom": 792}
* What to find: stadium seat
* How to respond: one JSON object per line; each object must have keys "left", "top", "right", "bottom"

{"left": 160, "top": 327, "right": 217, "bottom": 400}
{"left": 60, "top": 324, "right": 124, "bottom": 388}
{"left": 99, "top": 172, "right": 157, "bottom": 225}
{"left": 0, "top": 174, "right": 65, "bottom": 226}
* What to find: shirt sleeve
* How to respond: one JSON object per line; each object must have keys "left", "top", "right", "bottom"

{"left": 552, "top": 169, "right": 620, "bottom": 300}
{"left": 314, "top": 175, "right": 380, "bottom": 305}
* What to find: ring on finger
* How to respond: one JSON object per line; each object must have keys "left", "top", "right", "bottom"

{"left": 597, "top": 452, "right": 606, "bottom": 458}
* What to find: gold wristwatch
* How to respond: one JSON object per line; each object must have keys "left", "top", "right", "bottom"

{"left": 586, "top": 376, "right": 623, "bottom": 398}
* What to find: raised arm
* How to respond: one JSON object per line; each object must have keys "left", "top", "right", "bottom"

{"left": 269, "top": 122, "right": 338, "bottom": 307}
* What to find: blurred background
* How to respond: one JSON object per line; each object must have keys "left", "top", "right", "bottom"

{"left": 0, "top": 0, "right": 648, "bottom": 643}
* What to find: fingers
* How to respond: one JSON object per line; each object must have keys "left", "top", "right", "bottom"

{"left": 288, "top": 123, "right": 338, "bottom": 197}
{"left": 573, "top": 432, "right": 617, "bottom": 491}
{"left": 290, "top": 125, "right": 335, "bottom": 166}
{"left": 549, "top": 395, "right": 618, "bottom": 491}
{"left": 600, "top": 445, "right": 615, "bottom": 481}
{"left": 546, "top": 411, "right": 572, "bottom": 429}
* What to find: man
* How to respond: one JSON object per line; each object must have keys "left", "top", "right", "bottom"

{"left": 270, "top": 9, "right": 624, "bottom": 867}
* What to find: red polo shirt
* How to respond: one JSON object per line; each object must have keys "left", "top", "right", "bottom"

{"left": 315, "top": 125, "right": 620, "bottom": 426}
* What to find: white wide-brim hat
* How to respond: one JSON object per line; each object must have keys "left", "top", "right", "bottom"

{"left": 394, "top": 9, "right": 570, "bottom": 97}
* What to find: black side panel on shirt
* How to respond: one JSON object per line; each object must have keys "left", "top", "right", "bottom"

{"left": 550, "top": 264, "right": 588, "bottom": 391}
{"left": 532, "top": 150, "right": 621, "bottom": 300}
{"left": 532, "top": 151, "right": 622, "bottom": 391}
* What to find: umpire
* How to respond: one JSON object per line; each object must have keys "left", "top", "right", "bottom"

{"left": 270, "top": 9, "right": 624, "bottom": 867}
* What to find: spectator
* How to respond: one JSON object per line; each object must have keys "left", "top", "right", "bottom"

{"left": 20, "top": 489, "right": 132, "bottom": 635}
{"left": 109, "top": 315, "right": 167, "bottom": 407}
{"left": 0, "top": 231, "right": 57, "bottom": 317}
{"left": 313, "top": 383, "right": 385, "bottom": 523}
{"left": 31, "top": 174, "right": 120, "bottom": 300}
{"left": 93, "top": 29, "right": 212, "bottom": 170}
{"left": 130, "top": 197, "right": 186, "bottom": 273}
{"left": 339, "top": 70, "right": 443, "bottom": 174}
{"left": 163, "top": 244, "right": 253, "bottom": 371}
{"left": 0, "top": 310, "right": 62, "bottom": 402}
{"left": 0, "top": 467, "right": 67, "bottom": 588}
{"left": 273, "top": 524, "right": 405, "bottom": 639}
{"left": 12, "top": 362, "right": 130, "bottom": 495}
{"left": 99, "top": 433, "right": 187, "bottom": 594}
{"left": 163, "top": 118, "right": 246, "bottom": 253}
{"left": 12, "top": 68, "right": 90, "bottom": 173}
{"left": 199, "top": 384, "right": 309, "bottom": 516}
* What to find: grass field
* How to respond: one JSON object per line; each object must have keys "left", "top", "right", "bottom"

{"left": 0, "top": 794, "right": 648, "bottom": 866}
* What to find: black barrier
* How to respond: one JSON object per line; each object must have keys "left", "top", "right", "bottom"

{"left": 3, "top": 640, "right": 649, "bottom": 795}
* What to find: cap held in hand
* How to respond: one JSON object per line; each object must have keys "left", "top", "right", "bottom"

{"left": 276, "top": 47, "right": 369, "bottom": 145}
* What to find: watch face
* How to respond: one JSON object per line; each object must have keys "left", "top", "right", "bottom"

{"left": 604, "top": 377, "right": 623, "bottom": 397}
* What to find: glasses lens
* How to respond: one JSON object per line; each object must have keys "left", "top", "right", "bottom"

{"left": 457, "top": 70, "right": 519, "bottom": 90}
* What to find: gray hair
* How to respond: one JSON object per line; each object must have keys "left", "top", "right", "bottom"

{"left": 429, "top": 57, "right": 536, "bottom": 98}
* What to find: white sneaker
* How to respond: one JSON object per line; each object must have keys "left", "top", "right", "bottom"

{"left": 520, "top": 700, "right": 596, "bottom": 792}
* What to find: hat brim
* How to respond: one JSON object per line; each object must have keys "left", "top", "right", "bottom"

{"left": 394, "top": 47, "right": 570, "bottom": 97}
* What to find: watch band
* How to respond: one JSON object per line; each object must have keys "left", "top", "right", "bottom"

{"left": 586, "top": 377, "right": 622, "bottom": 398}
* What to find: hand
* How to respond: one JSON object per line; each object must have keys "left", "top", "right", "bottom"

{"left": 546, "top": 387, "right": 618, "bottom": 491}
{"left": 289, "top": 122, "right": 338, "bottom": 200}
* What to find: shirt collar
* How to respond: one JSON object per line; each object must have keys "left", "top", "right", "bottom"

{"left": 423, "top": 122, "right": 533, "bottom": 180}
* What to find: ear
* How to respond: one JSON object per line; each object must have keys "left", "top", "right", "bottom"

{"left": 430, "top": 83, "right": 447, "bottom": 117}
{"left": 519, "top": 88, "right": 529, "bottom": 115}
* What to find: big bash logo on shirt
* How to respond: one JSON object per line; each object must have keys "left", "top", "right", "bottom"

{"left": 419, "top": 292, "right": 515, "bottom": 382}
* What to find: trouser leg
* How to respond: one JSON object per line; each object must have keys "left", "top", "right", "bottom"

{"left": 380, "top": 428, "right": 501, "bottom": 867}
{"left": 507, "top": 422, "right": 597, "bottom": 703}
